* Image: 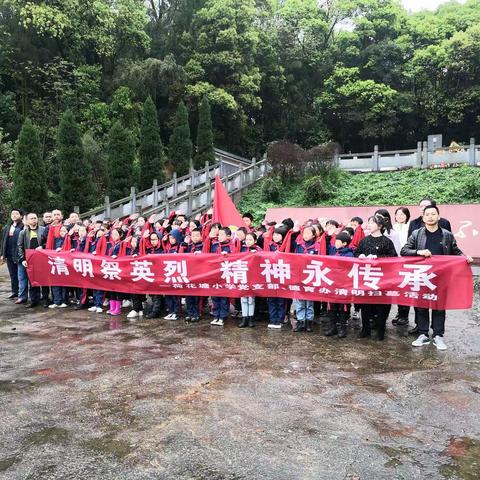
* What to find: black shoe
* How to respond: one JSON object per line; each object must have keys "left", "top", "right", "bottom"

{"left": 392, "top": 315, "right": 400, "bottom": 325}
{"left": 74, "top": 303, "right": 89, "bottom": 310}
{"left": 324, "top": 319, "right": 338, "bottom": 337}
{"left": 25, "top": 302, "right": 39, "bottom": 309}
{"left": 324, "top": 325, "right": 338, "bottom": 336}
{"left": 238, "top": 317, "right": 249, "bottom": 328}
{"left": 306, "top": 321, "right": 313, "bottom": 332}
{"left": 8, "top": 293, "right": 18, "bottom": 299}
{"left": 337, "top": 323, "right": 347, "bottom": 339}
{"left": 146, "top": 313, "right": 159, "bottom": 319}
{"left": 358, "top": 328, "right": 371, "bottom": 338}
{"left": 43, "top": 301, "right": 51, "bottom": 308}
{"left": 396, "top": 317, "right": 409, "bottom": 326}
{"left": 248, "top": 316, "right": 255, "bottom": 328}
{"left": 293, "top": 322, "right": 306, "bottom": 332}
{"left": 377, "top": 330, "right": 385, "bottom": 341}
{"left": 408, "top": 325, "right": 419, "bottom": 335}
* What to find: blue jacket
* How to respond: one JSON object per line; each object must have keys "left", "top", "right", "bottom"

{"left": 335, "top": 247, "right": 354, "bottom": 258}
{"left": 210, "top": 241, "right": 231, "bottom": 254}
{"left": 54, "top": 236, "right": 66, "bottom": 250}
{"left": 294, "top": 239, "right": 318, "bottom": 255}
{"left": 185, "top": 241, "right": 203, "bottom": 253}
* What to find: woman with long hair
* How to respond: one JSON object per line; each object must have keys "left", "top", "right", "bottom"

{"left": 355, "top": 214, "right": 398, "bottom": 340}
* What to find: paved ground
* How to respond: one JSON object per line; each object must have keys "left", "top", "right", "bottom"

{"left": 0, "top": 265, "right": 479, "bottom": 480}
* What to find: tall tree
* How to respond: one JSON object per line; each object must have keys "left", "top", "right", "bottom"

{"left": 168, "top": 100, "right": 192, "bottom": 176}
{"left": 12, "top": 118, "right": 48, "bottom": 213}
{"left": 82, "top": 131, "right": 109, "bottom": 195}
{"left": 139, "top": 96, "right": 165, "bottom": 189}
{"left": 194, "top": 96, "right": 214, "bottom": 169}
{"left": 106, "top": 121, "right": 135, "bottom": 201}
{"left": 57, "top": 110, "right": 92, "bottom": 213}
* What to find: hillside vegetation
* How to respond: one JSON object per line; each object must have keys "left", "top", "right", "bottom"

{"left": 237, "top": 166, "right": 480, "bottom": 222}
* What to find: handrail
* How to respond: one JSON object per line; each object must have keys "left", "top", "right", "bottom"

{"left": 80, "top": 149, "right": 261, "bottom": 220}
{"left": 141, "top": 158, "right": 268, "bottom": 218}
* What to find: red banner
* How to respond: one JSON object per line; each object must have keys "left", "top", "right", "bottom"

{"left": 266, "top": 204, "right": 480, "bottom": 258}
{"left": 26, "top": 250, "right": 473, "bottom": 310}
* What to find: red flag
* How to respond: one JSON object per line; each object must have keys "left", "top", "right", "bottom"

{"left": 212, "top": 175, "right": 244, "bottom": 228}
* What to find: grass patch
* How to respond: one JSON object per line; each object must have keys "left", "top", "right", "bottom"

{"left": 237, "top": 166, "right": 480, "bottom": 222}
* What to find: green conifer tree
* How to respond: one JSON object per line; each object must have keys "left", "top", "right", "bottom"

{"left": 169, "top": 100, "right": 192, "bottom": 176}
{"left": 57, "top": 110, "right": 92, "bottom": 212}
{"left": 12, "top": 118, "right": 48, "bottom": 213}
{"left": 139, "top": 96, "right": 165, "bottom": 189}
{"left": 194, "top": 96, "right": 215, "bottom": 169}
{"left": 107, "top": 121, "right": 135, "bottom": 201}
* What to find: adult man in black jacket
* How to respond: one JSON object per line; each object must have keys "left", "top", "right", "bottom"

{"left": 0, "top": 209, "right": 24, "bottom": 299}
{"left": 401, "top": 205, "right": 473, "bottom": 351}
{"left": 17, "top": 213, "right": 46, "bottom": 308}
{"left": 408, "top": 198, "right": 451, "bottom": 237}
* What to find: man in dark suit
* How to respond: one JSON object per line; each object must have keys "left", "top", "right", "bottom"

{"left": 408, "top": 198, "right": 451, "bottom": 237}
{"left": 0, "top": 209, "right": 24, "bottom": 299}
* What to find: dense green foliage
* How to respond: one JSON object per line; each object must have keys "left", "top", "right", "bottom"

{"left": 139, "top": 96, "right": 165, "bottom": 189}
{"left": 57, "top": 110, "right": 92, "bottom": 212}
{"left": 12, "top": 118, "right": 48, "bottom": 213}
{"left": 1, "top": 0, "right": 480, "bottom": 220}
{"left": 106, "top": 121, "right": 136, "bottom": 201}
{"left": 194, "top": 96, "right": 214, "bottom": 170}
{"left": 169, "top": 100, "right": 192, "bottom": 176}
{"left": 238, "top": 166, "right": 480, "bottom": 222}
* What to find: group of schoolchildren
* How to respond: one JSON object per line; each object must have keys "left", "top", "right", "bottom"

{"left": 3, "top": 207, "right": 406, "bottom": 341}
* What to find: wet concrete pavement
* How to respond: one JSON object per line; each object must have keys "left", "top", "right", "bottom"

{"left": 1, "top": 266, "right": 479, "bottom": 480}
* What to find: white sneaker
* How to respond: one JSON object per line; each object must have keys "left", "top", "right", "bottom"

{"left": 169, "top": 314, "right": 178, "bottom": 321}
{"left": 103, "top": 300, "right": 109, "bottom": 307}
{"left": 127, "top": 310, "right": 139, "bottom": 319}
{"left": 210, "top": 318, "right": 219, "bottom": 325}
{"left": 267, "top": 323, "right": 281, "bottom": 329}
{"left": 59, "top": 303, "right": 68, "bottom": 308}
{"left": 217, "top": 319, "right": 224, "bottom": 326}
{"left": 95, "top": 307, "right": 103, "bottom": 313}
{"left": 412, "top": 334, "right": 430, "bottom": 347}
{"left": 164, "top": 313, "right": 173, "bottom": 320}
{"left": 122, "top": 300, "right": 132, "bottom": 308}
{"left": 88, "top": 306, "right": 97, "bottom": 312}
{"left": 433, "top": 336, "right": 447, "bottom": 351}
{"left": 48, "top": 304, "right": 58, "bottom": 309}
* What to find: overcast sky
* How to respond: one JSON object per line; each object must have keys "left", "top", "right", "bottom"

{"left": 402, "top": 0, "right": 467, "bottom": 12}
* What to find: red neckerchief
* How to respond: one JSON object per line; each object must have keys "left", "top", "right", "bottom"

{"left": 46, "top": 223, "right": 62, "bottom": 249}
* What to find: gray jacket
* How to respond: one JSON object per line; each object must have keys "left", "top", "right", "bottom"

{"left": 17, "top": 225, "right": 46, "bottom": 263}
{"left": 400, "top": 227, "right": 463, "bottom": 257}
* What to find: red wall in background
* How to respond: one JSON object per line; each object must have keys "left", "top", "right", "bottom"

{"left": 265, "top": 204, "right": 480, "bottom": 257}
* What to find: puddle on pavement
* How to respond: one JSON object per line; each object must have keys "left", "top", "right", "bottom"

{"left": 0, "top": 456, "right": 20, "bottom": 472}
{"left": 440, "top": 436, "right": 480, "bottom": 479}
{"left": 24, "top": 427, "right": 71, "bottom": 446}
{"left": 0, "top": 379, "right": 33, "bottom": 392}
{"left": 377, "top": 445, "right": 414, "bottom": 468}
{"left": 83, "top": 434, "right": 133, "bottom": 459}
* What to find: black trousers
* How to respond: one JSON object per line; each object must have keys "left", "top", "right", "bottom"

{"left": 150, "top": 295, "right": 164, "bottom": 316}
{"left": 132, "top": 294, "right": 145, "bottom": 312}
{"left": 6, "top": 257, "right": 19, "bottom": 295}
{"left": 415, "top": 308, "right": 445, "bottom": 337}
{"left": 30, "top": 286, "right": 41, "bottom": 304}
{"left": 361, "top": 304, "right": 391, "bottom": 333}
{"left": 330, "top": 303, "right": 349, "bottom": 324}
{"left": 398, "top": 305, "right": 410, "bottom": 319}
